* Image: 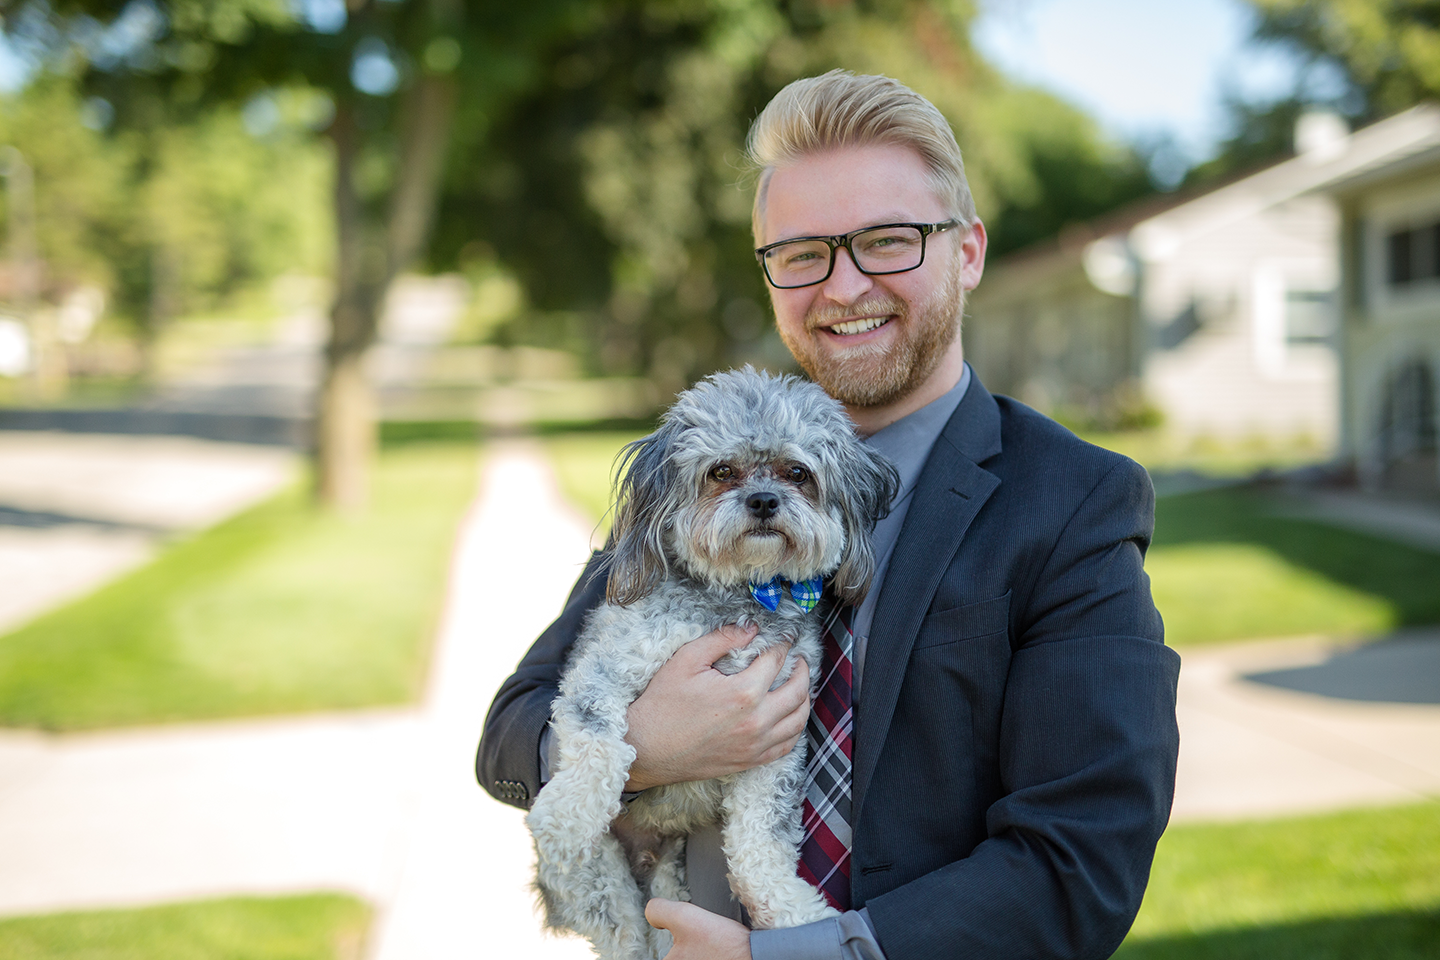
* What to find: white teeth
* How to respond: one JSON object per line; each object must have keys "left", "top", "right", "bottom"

{"left": 829, "top": 316, "right": 888, "bottom": 336}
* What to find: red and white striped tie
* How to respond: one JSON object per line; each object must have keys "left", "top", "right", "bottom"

{"left": 798, "top": 607, "right": 854, "bottom": 911}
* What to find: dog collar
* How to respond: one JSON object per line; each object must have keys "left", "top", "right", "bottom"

{"left": 749, "top": 576, "right": 824, "bottom": 613}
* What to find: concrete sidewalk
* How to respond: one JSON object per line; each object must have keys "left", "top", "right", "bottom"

{"left": 0, "top": 444, "right": 1436, "bottom": 958}
{"left": 1173, "top": 632, "right": 1440, "bottom": 822}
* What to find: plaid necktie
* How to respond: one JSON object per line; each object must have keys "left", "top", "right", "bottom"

{"left": 798, "top": 605, "right": 854, "bottom": 911}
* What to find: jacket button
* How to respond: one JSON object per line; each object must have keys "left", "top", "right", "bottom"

{"left": 494, "top": 780, "right": 528, "bottom": 801}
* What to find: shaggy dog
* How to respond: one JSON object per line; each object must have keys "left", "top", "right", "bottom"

{"left": 525, "top": 367, "right": 898, "bottom": 960}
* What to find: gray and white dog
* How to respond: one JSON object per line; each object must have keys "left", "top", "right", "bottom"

{"left": 526, "top": 367, "right": 898, "bottom": 960}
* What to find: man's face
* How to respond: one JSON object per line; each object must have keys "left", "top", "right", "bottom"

{"left": 760, "top": 143, "right": 984, "bottom": 409}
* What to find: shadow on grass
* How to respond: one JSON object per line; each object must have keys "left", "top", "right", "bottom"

{"left": 1117, "top": 909, "right": 1440, "bottom": 960}
{"left": 1154, "top": 488, "right": 1440, "bottom": 630}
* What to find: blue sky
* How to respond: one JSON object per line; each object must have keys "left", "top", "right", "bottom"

{"left": 973, "top": 0, "right": 1325, "bottom": 162}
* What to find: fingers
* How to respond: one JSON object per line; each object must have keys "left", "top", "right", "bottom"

{"left": 645, "top": 897, "right": 680, "bottom": 930}
{"left": 680, "top": 623, "right": 760, "bottom": 666}
{"left": 736, "top": 640, "right": 791, "bottom": 692}
{"left": 765, "top": 667, "right": 811, "bottom": 752}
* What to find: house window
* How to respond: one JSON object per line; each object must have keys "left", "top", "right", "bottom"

{"left": 1385, "top": 221, "right": 1440, "bottom": 287}
{"left": 1285, "top": 289, "right": 1336, "bottom": 344}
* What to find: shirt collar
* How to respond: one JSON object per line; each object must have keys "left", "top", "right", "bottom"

{"left": 864, "top": 363, "right": 972, "bottom": 505}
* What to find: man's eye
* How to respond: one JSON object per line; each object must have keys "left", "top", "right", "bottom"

{"left": 787, "top": 465, "right": 810, "bottom": 484}
{"left": 710, "top": 464, "right": 734, "bottom": 482}
{"left": 860, "top": 234, "right": 914, "bottom": 253}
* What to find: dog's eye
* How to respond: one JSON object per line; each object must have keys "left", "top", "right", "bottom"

{"left": 710, "top": 464, "right": 734, "bottom": 482}
{"left": 787, "top": 465, "right": 810, "bottom": 484}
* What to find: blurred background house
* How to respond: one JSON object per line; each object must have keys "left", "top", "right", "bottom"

{"left": 969, "top": 106, "right": 1440, "bottom": 464}
{"left": 1320, "top": 126, "right": 1440, "bottom": 497}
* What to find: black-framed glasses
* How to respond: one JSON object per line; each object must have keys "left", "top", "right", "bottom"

{"left": 754, "top": 220, "right": 960, "bottom": 289}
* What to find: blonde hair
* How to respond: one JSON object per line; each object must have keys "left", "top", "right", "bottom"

{"left": 745, "top": 70, "right": 976, "bottom": 242}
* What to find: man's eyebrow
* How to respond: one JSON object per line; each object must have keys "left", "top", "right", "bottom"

{"left": 774, "top": 214, "right": 925, "bottom": 241}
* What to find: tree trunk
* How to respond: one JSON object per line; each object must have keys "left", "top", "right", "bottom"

{"left": 317, "top": 100, "right": 383, "bottom": 510}
{"left": 315, "top": 69, "right": 458, "bottom": 510}
{"left": 317, "top": 343, "right": 376, "bottom": 507}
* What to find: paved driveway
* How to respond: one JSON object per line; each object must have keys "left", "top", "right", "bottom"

{"left": 0, "top": 431, "right": 296, "bottom": 634}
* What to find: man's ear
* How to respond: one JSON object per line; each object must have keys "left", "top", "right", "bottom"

{"left": 957, "top": 218, "right": 987, "bottom": 292}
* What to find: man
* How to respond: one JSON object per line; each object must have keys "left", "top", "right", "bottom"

{"left": 479, "top": 71, "right": 1180, "bottom": 960}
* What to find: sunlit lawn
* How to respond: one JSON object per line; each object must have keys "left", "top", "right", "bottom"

{"left": 1149, "top": 487, "right": 1440, "bottom": 645}
{"left": 1078, "top": 428, "right": 1329, "bottom": 478}
{"left": 0, "top": 443, "right": 478, "bottom": 730}
{"left": 541, "top": 430, "right": 647, "bottom": 539}
{"left": 0, "top": 894, "right": 370, "bottom": 960}
{"left": 1118, "top": 802, "right": 1440, "bottom": 959}
{"left": 541, "top": 428, "right": 1440, "bottom": 646}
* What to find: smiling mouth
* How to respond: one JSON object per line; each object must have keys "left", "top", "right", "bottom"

{"left": 826, "top": 316, "right": 890, "bottom": 336}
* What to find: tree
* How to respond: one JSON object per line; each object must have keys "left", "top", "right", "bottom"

{"left": 8, "top": 0, "right": 593, "bottom": 508}
{"left": 1249, "top": 0, "right": 1440, "bottom": 116}
{"left": 1180, "top": 1, "right": 1440, "bottom": 190}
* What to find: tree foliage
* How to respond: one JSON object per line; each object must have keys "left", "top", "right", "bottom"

{"left": 1194, "top": 0, "right": 1440, "bottom": 189}
{"left": 6, "top": 0, "right": 597, "bottom": 506}
{"left": 1249, "top": 0, "right": 1440, "bottom": 117}
{"left": 0, "top": 71, "right": 328, "bottom": 351}
{"left": 435, "top": 0, "right": 1156, "bottom": 393}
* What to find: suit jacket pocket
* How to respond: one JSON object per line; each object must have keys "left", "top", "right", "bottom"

{"left": 913, "top": 591, "right": 1011, "bottom": 649}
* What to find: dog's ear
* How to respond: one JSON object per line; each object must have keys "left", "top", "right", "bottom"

{"left": 604, "top": 419, "right": 681, "bottom": 605}
{"left": 829, "top": 441, "right": 901, "bottom": 606}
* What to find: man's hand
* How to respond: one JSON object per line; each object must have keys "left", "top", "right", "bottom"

{"left": 646, "top": 898, "right": 751, "bottom": 960}
{"left": 624, "top": 625, "right": 810, "bottom": 791}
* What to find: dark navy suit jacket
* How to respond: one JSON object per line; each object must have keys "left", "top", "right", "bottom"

{"left": 478, "top": 376, "right": 1181, "bottom": 960}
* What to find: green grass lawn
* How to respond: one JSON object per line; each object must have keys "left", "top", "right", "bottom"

{"left": 0, "top": 442, "right": 479, "bottom": 730}
{"left": 541, "top": 430, "right": 647, "bottom": 538}
{"left": 1148, "top": 487, "right": 1440, "bottom": 645}
{"left": 0, "top": 893, "right": 369, "bottom": 960}
{"left": 1118, "top": 802, "right": 1440, "bottom": 959}
{"left": 1078, "top": 428, "right": 1328, "bottom": 478}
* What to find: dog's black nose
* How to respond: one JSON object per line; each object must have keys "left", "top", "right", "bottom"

{"left": 746, "top": 491, "right": 780, "bottom": 519}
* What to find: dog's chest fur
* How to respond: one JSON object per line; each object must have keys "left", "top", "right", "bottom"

{"left": 555, "top": 576, "right": 826, "bottom": 833}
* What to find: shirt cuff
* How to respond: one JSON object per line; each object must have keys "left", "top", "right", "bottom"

{"left": 750, "top": 909, "right": 885, "bottom": 960}
{"left": 538, "top": 725, "right": 556, "bottom": 784}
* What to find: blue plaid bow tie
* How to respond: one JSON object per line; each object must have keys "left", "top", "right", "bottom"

{"left": 749, "top": 576, "right": 824, "bottom": 613}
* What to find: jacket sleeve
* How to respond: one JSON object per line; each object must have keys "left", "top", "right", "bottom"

{"left": 866, "top": 457, "right": 1181, "bottom": 960}
{"left": 476, "top": 550, "right": 609, "bottom": 809}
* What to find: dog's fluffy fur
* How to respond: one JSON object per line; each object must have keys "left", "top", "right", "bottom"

{"left": 525, "top": 368, "right": 898, "bottom": 960}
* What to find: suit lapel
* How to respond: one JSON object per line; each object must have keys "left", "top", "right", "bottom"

{"left": 852, "top": 379, "right": 1003, "bottom": 822}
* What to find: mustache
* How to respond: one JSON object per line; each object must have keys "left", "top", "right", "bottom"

{"left": 806, "top": 292, "right": 908, "bottom": 329}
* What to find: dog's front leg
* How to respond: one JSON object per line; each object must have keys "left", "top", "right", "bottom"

{"left": 533, "top": 826, "right": 656, "bottom": 960}
{"left": 720, "top": 746, "right": 840, "bottom": 929}
{"left": 528, "top": 686, "right": 657, "bottom": 959}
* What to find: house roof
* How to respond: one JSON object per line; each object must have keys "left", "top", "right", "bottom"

{"left": 1129, "top": 104, "right": 1440, "bottom": 260}
{"left": 979, "top": 104, "right": 1440, "bottom": 297}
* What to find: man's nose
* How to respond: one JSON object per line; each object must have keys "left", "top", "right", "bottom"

{"left": 820, "top": 246, "right": 874, "bottom": 302}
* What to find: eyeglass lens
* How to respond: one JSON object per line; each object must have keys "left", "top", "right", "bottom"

{"left": 764, "top": 225, "right": 926, "bottom": 287}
